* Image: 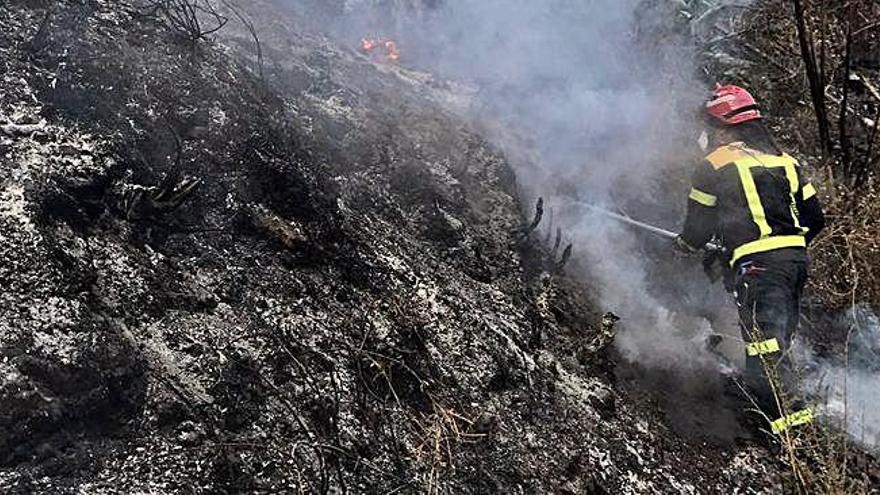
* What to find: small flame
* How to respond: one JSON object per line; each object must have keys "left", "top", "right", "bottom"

{"left": 361, "top": 37, "right": 376, "bottom": 52}
{"left": 360, "top": 36, "right": 399, "bottom": 63}
{"left": 384, "top": 40, "right": 400, "bottom": 62}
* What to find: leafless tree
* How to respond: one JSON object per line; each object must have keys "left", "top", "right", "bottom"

{"left": 792, "top": 0, "right": 880, "bottom": 187}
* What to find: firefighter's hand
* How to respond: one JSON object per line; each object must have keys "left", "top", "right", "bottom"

{"left": 672, "top": 235, "right": 700, "bottom": 257}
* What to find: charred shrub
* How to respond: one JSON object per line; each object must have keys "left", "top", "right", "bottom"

{"left": 390, "top": 160, "right": 466, "bottom": 215}
{"left": 486, "top": 354, "right": 524, "bottom": 393}
{"left": 145, "top": 0, "right": 229, "bottom": 48}
{"left": 245, "top": 160, "right": 321, "bottom": 223}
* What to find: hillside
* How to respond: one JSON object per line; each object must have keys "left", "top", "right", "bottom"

{"left": 0, "top": 0, "right": 877, "bottom": 493}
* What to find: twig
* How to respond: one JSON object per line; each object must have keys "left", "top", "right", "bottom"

{"left": 555, "top": 244, "right": 573, "bottom": 272}
{"left": 852, "top": 20, "right": 880, "bottom": 37}
{"left": 854, "top": 72, "right": 880, "bottom": 103}
{"left": 25, "top": 9, "right": 52, "bottom": 54}
{"left": 550, "top": 227, "right": 561, "bottom": 259}
{"left": 220, "top": 0, "right": 264, "bottom": 80}
{"left": 542, "top": 207, "right": 555, "bottom": 244}
{"left": 148, "top": 0, "right": 229, "bottom": 46}
{"left": 714, "top": 25, "right": 797, "bottom": 78}
{"left": 839, "top": 2, "right": 855, "bottom": 174}
{"left": 524, "top": 197, "right": 544, "bottom": 235}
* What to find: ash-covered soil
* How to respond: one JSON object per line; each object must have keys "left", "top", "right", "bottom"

{"left": 0, "top": 1, "right": 786, "bottom": 492}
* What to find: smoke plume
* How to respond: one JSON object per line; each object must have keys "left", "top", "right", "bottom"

{"left": 798, "top": 305, "right": 880, "bottom": 450}
{"left": 325, "top": 0, "right": 737, "bottom": 371}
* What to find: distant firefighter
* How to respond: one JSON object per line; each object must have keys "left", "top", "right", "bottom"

{"left": 674, "top": 84, "right": 826, "bottom": 436}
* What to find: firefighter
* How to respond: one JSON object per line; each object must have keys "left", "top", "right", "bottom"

{"left": 674, "top": 84, "right": 826, "bottom": 435}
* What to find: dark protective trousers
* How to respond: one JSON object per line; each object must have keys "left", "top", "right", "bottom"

{"left": 731, "top": 248, "right": 808, "bottom": 418}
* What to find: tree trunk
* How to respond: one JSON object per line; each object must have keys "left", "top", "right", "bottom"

{"left": 792, "top": 0, "right": 833, "bottom": 157}
{"left": 839, "top": 4, "right": 853, "bottom": 178}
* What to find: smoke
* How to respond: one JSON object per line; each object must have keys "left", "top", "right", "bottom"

{"left": 322, "top": 0, "right": 736, "bottom": 372}
{"left": 798, "top": 305, "right": 880, "bottom": 449}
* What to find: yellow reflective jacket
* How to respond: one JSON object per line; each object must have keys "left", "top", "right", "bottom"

{"left": 681, "top": 142, "right": 825, "bottom": 266}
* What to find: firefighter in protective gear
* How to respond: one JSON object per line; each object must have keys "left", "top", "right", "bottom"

{"left": 675, "top": 84, "right": 826, "bottom": 435}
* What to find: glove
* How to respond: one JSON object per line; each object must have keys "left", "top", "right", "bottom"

{"left": 672, "top": 235, "right": 700, "bottom": 256}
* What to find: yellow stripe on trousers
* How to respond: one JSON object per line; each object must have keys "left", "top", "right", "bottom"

{"left": 771, "top": 408, "right": 814, "bottom": 434}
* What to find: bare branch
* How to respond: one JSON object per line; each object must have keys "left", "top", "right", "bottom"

{"left": 220, "top": 0, "right": 264, "bottom": 80}
{"left": 147, "top": 0, "right": 229, "bottom": 47}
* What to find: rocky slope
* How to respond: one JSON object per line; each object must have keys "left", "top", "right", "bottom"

{"left": 0, "top": 1, "right": 790, "bottom": 492}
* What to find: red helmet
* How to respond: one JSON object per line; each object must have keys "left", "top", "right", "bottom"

{"left": 706, "top": 84, "right": 761, "bottom": 126}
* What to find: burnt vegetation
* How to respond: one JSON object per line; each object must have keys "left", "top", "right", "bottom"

{"left": 142, "top": 0, "right": 228, "bottom": 47}
{"left": 0, "top": 1, "right": 623, "bottom": 492}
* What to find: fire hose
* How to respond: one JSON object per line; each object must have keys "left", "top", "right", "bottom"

{"left": 576, "top": 202, "right": 722, "bottom": 252}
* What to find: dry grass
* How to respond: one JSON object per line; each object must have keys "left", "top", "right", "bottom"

{"left": 725, "top": 1, "right": 880, "bottom": 311}
{"left": 409, "top": 399, "right": 486, "bottom": 495}
{"left": 809, "top": 177, "right": 880, "bottom": 311}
